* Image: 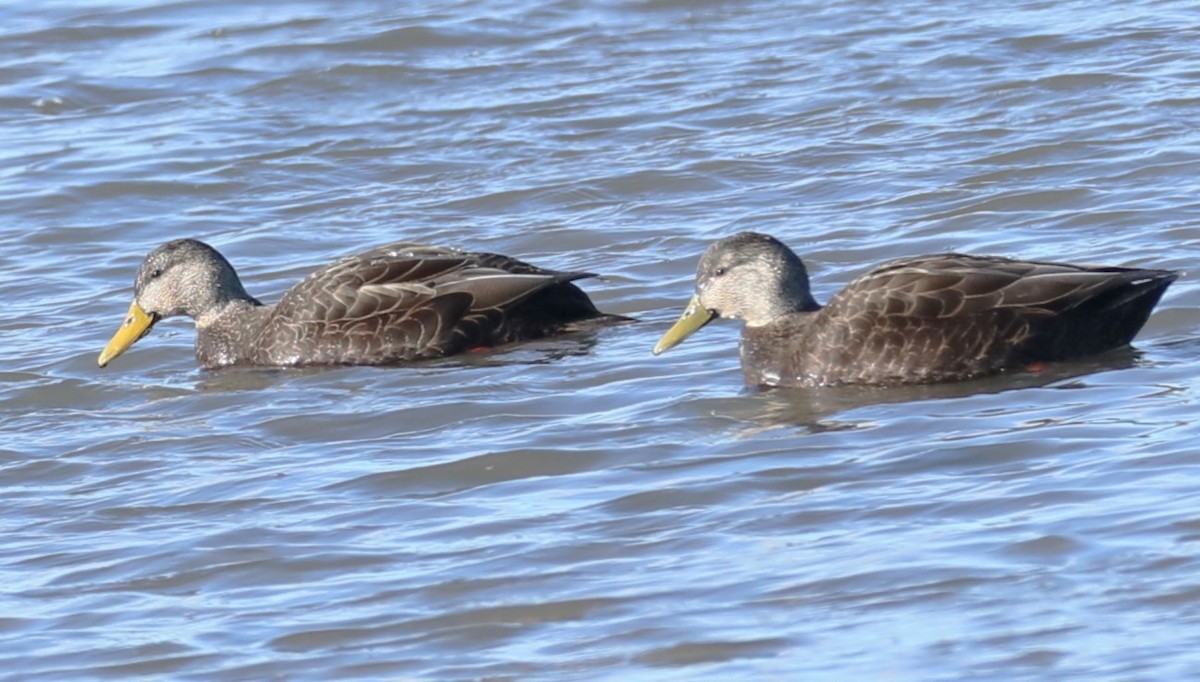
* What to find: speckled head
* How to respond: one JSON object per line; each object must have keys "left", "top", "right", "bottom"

{"left": 132, "top": 239, "right": 248, "bottom": 319}
{"left": 653, "top": 232, "right": 820, "bottom": 355}
{"left": 98, "top": 239, "right": 252, "bottom": 367}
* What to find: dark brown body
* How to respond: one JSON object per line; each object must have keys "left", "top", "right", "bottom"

{"left": 738, "top": 253, "right": 1177, "bottom": 387}
{"left": 185, "top": 242, "right": 624, "bottom": 369}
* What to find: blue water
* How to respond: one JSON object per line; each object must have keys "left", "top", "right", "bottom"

{"left": 2, "top": 0, "right": 1199, "bottom": 679}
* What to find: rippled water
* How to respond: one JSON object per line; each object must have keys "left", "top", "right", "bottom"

{"left": 3, "top": 0, "right": 1200, "bottom": 679}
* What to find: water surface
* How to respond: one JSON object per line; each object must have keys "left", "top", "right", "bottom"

{"left": 2, "top": 0, "right": 1200, "bottom": 679}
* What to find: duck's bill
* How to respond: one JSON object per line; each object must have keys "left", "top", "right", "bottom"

{"left": 653, "top": 294, "right": 716, "bottom": 355}
{"left": 98, "top": 302, "right": 157, "bottom": 368}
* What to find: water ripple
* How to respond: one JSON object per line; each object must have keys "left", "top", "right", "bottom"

{"left": 1, "top": 0, "right": 1199, "bottom": 679}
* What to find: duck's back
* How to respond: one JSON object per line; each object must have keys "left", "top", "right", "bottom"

{"left": 240, "top": 243, "right": 614, "bottom": 367}
{"left": 740, "top": 254, "right": 1177, "bottom": 387}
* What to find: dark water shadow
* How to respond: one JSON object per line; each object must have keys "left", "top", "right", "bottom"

{"left": 421, "top": 330, "right": 604, "bottom": 370}
{"left": 712, "top": 347, "right": 1145, "bottom": 434}
{"left": 190, "top": 331, "right": 606, "bottom": 392}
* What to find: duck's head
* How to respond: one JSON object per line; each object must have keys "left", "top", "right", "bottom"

{"left": 98, "top": 239, "right": 247, "bottom": 367}
{"left": 653, "top": 232, "right": 818, "bottom": 355}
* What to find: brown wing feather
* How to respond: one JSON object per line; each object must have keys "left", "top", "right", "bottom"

{"left": 252, "top": 243, "right": 609, "bottom": 365}
{"left": 745, "top": 253, "right": 1176, "bottom": 386}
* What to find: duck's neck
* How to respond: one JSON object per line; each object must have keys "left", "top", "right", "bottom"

{"left": 744, "top": 293, "right": 821, "bottom": 327}
{"left": 194, "top": 298, "right": 267, "bottom": 369}
{"left": 195, "top": 296, "right": 262, "bottom": 330}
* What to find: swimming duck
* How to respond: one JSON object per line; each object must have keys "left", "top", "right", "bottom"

{"left": 653, "top": 232, "right": 1177, "bottom": 387}
{"left": 99, "top": 238, "right": 627, "bottom": 369}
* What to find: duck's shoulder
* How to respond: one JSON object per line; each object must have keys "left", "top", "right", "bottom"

{"left": 843, "top": 253, "right": 1035, "bottom": 292}
{"left": 819, "top": 253, "right": 1049, "bottom": 320}
{"left": 257, "top": 241, "right": 602, "bottom": 345}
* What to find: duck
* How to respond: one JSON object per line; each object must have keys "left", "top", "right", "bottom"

{"left": 99, "top": 238, "right": 629, "bottom": 369}
{"left": 653, "top": 231, "right": 1178, "bottom": 387}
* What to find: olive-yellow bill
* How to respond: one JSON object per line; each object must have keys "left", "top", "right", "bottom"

{"left": 652, "top": 294, "right": 715, "bottom": 355}
{"left": 97, "top": 302, "right": 157, "bottom": 367}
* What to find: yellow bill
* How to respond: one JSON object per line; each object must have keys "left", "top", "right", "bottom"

{"left": 653, "top": 294, "right": 716, "bottom": 355}
{"left": 98, "top": 302, "right": 156, "bottom": 368}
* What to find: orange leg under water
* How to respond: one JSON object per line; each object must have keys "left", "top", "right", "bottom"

{"left": 1025, "top": 361, "right": 1047, "bottom": 373}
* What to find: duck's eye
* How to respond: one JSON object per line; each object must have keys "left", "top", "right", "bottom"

{"left": 713, "top": 267, "right": 728, "bottom": 277}
{"left": 149, "top": 268, "right": 163, "bottom": 279}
